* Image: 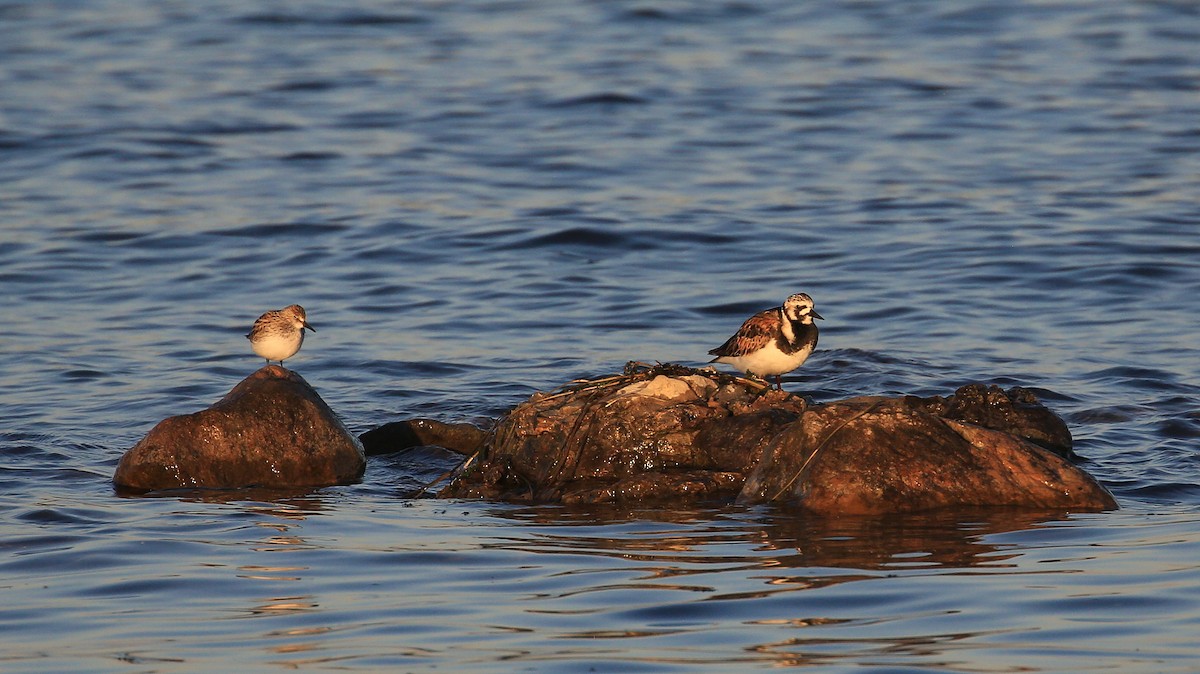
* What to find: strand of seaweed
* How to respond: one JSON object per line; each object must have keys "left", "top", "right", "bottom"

{"left": 767, "top": 399, "right": 884, "bottom": 502}
{"left": 540, "top": 361, "right": 772, "bottom": 402}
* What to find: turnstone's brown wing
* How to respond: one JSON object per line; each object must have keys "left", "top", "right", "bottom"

{"left": 708, "top": 307, "right": 782, "bottom": 358}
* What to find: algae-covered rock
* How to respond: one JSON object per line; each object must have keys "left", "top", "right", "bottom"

{"left": 435, "top": 364, "right": 1116, "bottom": 512}
{"left": 440, "top": 364, "right": 805, "bottom": 503}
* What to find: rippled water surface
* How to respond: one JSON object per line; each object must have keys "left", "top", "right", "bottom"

{"left": 3, "top": 1, "right": 1200, "bottom": 671}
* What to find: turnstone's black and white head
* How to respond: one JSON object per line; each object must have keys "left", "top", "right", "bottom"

{"left": 707, "top": 293, "right": 823, "bottom": 390}
{"left": 781, "top": 292, "right": 823, "bottom": 325}
{"left": 246, "top": 304, "right": 315, "bottom": 366}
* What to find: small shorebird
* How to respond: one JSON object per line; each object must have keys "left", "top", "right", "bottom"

{"left": 708, "top": 293, "right": 823, "bottom": 390}
{"left": 246, "top": 304, "right": 315, "bottom": 366}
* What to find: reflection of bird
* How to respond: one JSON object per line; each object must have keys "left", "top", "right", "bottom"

{"left": 708, "top": 293, "right": 823, "bottom": 390}
{"left": 246, "top": 304, "right": 315, "bottom": 366}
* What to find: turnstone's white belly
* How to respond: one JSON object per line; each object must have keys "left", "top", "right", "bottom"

{"left": 707, "top": 293, "right": 822, "bottom": 390}
{"left": 713, "top": 340, "right": 814, "bottom": 378}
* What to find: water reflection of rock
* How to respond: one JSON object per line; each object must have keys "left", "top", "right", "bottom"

{"left": 750, "top": 508, "right": 1062, "bottom": 571}
{"left": 471, "top": 503, "right": 1085, "bottom": 670}
{"left": 483, "top": 504, "right": 1075, "bottom": 573}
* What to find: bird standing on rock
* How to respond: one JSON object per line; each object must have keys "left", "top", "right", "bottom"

{"left": 247, "top": 304, "right": 314, "bottom": 366}
{"left": 708, "top": 293, "right": 822, "bottom": 390}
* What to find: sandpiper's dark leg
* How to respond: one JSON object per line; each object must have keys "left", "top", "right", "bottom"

{"left": 775, "top": 375, "right": 783, "bottom": 390}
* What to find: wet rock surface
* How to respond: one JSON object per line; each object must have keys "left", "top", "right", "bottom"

{"left": 439, "top": 365, "right": 804, "bottom": 503}
{"left": 113, "top": 366, "right": 365, "bottom": 493}
{"left": 434, "top": 364, "right": 1117, "bottom": 512}
{"left": 738, "top": 395, "right": 1113, "bottom": 513}
{"left": 913, "top": 384, "right": 1075, "bottom": 459}
{"left": 359, "top": 418, "right": 487, "bottom": 457}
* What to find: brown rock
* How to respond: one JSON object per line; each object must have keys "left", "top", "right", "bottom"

{"left": 439, "top": 365, "right": 806, "bottom": 503}
{"left": 439, "top": 363, "right": 1117, "bottom": 512}
{"left": 915, "top": 384, "right": 1075, "bottom": 458}
{"left": 738, "top": 397, "right": 1116, "bottom": 514}
{"left": 359, "top": 418, "right": 487, "bottom": 457}
{"left": 113, "top": 365, "right": 365, "bottom": 493}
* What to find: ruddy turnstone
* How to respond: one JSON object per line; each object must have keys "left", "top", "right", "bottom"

{"left": 708, "top": 293, "right": 823, "bottom": 390}
{"left": 246, "top": 304, "right": 314, "bottom": 366}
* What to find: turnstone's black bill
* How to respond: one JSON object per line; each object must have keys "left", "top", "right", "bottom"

{"left": 707, "top": 292, "right": 822, "bottom": 390}
{"left": 246, "top": 304, "right": 314, "bottom": 366}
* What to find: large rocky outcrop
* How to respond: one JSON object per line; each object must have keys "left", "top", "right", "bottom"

{"left": 113, "top": 366, "right": 365, "bottom": 493}
{"left": 435, "top": 363, "right": 1117, "bottom": 513}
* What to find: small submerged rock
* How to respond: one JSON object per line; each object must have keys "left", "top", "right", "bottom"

{"left": 113, "top": 366, "right": 365, "bottom": 494}
{"left": 359, "top": 418, "right": 487, "bottom": 457}
{"left": 435, "top": 363, "right": 1117, "bottom": 513}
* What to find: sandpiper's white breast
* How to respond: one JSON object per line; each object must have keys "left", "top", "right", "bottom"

{"left": 250, "top": 329, "right": 305, "bottom": 362}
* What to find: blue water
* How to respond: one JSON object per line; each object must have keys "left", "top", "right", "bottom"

{"left": 3, "top": 1, "right": 1200, "bottom": 671}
